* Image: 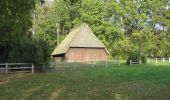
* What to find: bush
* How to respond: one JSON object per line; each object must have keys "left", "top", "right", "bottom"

{"left": 127, "top": 49, "right": 147, "bottom": 64}
{"left": 0, "top": 36, "right": 50, "bottom": 71}
{"left": 34, "top": 39, "right": 50, "bottom": 71}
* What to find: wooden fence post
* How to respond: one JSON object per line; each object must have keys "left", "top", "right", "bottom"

{"left": 130, "top": 60, "right": 131, "bottom": 66}
{"left": 163, "top": 58, "right": 165, "bottom": 62}
{"left": 73, "top": 61, "right": 76, "bottom": 71}
{"left": 118, "top": 60, "right": 120, "bottom": 66}
{"left": 91, "top": 61, "right": 93, "bottom": 68}
{"left": 147, "top": 59, "right": 150, "bottom": 64}
{"left": 54, "top": 62, "right": 56, "bottom": 67}
{"left": 5, "top": 63, "right": 8, "bottom": 74}
{"left": 156, "top": 58, "right": 157, "bottom": 63}
{"left": 31, "top": 63, "right": 34, "bottom": 74}
{"left": 105, "top": 60, "right": 108, "bottom": 68}
{"left": 139, "top": 59, "right": 141, "bottom": 64}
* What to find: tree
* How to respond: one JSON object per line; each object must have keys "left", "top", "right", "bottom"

{"left": 1, "top": 0, "right": 169, "bottom": 63}
{"left": 0, "top": 0, "right": 36, "bottom": 62}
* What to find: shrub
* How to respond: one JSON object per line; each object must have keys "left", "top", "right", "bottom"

{"left": 0, "top": 36, "right": 50, "bottom": 71}
{"left": 127, "top": 49, "right": 147, "bottom": 64}
{"left": 34, "top": 39, "right": 50, "bottom": 71}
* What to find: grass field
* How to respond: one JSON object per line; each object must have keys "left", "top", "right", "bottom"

{"left": 0, "top": 63, "right": 170, "bottom": 100}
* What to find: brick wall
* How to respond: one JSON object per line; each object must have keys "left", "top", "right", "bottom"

{"left": 65, "top": 47, "right": 108, "bottom": 62}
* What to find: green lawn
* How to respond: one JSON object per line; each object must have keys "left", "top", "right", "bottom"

{"left": 0, "top": 63, "right": 170, "bottom": 100}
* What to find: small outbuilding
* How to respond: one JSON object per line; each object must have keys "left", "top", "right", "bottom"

{"left": 51, "top": 23, "right": 109, "bottom": 62}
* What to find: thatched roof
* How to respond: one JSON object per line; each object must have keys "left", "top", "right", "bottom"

{"left": 51, "top": 23, "right": 109, "bottom": 56}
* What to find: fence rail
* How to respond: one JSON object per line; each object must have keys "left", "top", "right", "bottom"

{"left": 147, "top": 58, "right": 170, "bottom": 63}
{"left": 0, "top": 63, "right": 34, "bottom": 74}
{"left": 129, "top": 59, "right": 142, "bottom": 66}
{"left": 0, "top": 60, "right": 120, "bottom": 74}
{"left": 129, "top": 58, "right": 170, "bottom": 66}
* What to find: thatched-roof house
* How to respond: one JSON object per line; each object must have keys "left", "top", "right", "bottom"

{"left": 51, "top": 23, "right": 109, "bottom": 62}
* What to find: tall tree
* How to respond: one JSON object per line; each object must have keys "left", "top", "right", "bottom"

{"left": 0, "top": 0, "right": 36, "bottom": 62}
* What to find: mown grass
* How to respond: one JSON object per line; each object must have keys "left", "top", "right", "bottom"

{"left": 0, "top": 63, "right": 170, "bottom": 100}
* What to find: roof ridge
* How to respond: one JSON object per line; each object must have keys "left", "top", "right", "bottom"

{"left": 69, "top": 24, "right": 87, "bottom": 45}
{"left": 69, "top": 23, "right": 87, "bottom": 32}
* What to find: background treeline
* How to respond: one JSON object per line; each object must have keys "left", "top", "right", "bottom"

{"left": 0, "top": 0, "right": 170, "bottom": 64}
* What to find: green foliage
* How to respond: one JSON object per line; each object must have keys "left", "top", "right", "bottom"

{"left": 0, "top": 0, "right": 36, "bottom": 63}
{"left": 0, "top": 0, "right": 170, "bottom": 64}
{"left": 127, "top": 49, "right": 147, "bottom": 64}
{"left": 7, "top": 37, "right": 35, "bottom": 63}
{"left": 32, "top": 0, "right": 170, "bottom": 60}
{"left": 0, "top": 0, "right": 50, "bottom": 69}
{"left": 34, "top": 39, "right": 50, "bottom": 65}
{"left": 4, "top": 37, "right": 50, "bottom": 68}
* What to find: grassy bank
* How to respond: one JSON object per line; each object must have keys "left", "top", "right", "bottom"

{"left": 0, "top": 63, "right": 170, "bottom": 100}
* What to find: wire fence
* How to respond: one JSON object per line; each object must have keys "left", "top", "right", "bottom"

{"left": 48, "top": 60, "right": 120, "bottom": 71}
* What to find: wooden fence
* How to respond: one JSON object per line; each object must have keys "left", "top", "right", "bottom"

{"left": 0, "top": 63, "right": 34, "bottom": 74}
{"left": 147, "top": 58, "right": 170, "bottom": 63}
{"left": 129, "top": 59, "right": 142, "bottom": 66}
{"left": 129, "top": 58, "right": 170, "bottom": 66}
